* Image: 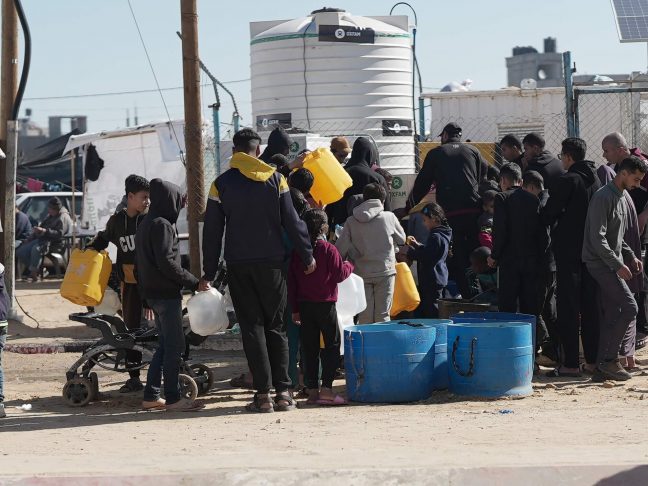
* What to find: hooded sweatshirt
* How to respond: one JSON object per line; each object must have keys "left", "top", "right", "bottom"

{"left": 259, "top": 127, "right": 291, "bottom": 167}
{"left": 408, "top": 225, "right": 452, "bottom": 289}
{"left": 526, "top": 150, "right": 565, "bottom": 192}
{"left": 540, "top": 160, "right": 601, "bottom": 263}
{"left": 327, "top": 137, "right": 390, "bottom": 228}
{"left": 202, "top": 151, "right": 313, "bottom": 281}
{"left": 288, "top": 238, "right": 354, "bottom": 312}
{"left": 135, "top": 179, "right": 198, "bottom": 299}
{"left": 335, "top": 199, "right": 406, "bottom": 279}
{"left": 89, "top": 209, "right": 145, "bottom": 283}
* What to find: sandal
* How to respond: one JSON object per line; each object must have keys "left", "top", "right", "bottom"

{"left": 141, "top": 398, "right": 166, "bottom": 411}
{"left": 166, "top": 398, "right": 205, "bottom": 412}
{"left": 316, "top": 395, "right": 347, "bottom": 406}
{"left": 545, "top": 367, "right": 581, "bottom": 378}
{"left": 245, "top": 393, "right": 274, "bottom": 413}
{"left": 294, "top": 387, "right": 309, "bottom": 399}
{"left": 580, "top": 363, "right": 596, "bottom": 375}
{"left": 274, "top": 391, "right": 297, "bottom": 412}
{"left": 120, "top": 378, "right": 144, "bottom": 394}
{"left": 230, "top": 373, "right": 254, "bottom": 390}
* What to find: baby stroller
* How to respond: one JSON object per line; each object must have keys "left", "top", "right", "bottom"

{"left": 62, "top": 311, "right": 214, "bottom": 407}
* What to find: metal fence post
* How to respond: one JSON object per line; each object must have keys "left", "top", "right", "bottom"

{"left": 211, "top": 103, "right": 221, "bottom": 177}
{"left": 563, "top": 51, "right": 577, "bottom": 138}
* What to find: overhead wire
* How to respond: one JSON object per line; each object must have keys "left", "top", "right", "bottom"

{"left": 23, "top": 79, "right": 250, "bottom": 101}
{"left": 126, "top": 0, "right": 184, "bottom": 163}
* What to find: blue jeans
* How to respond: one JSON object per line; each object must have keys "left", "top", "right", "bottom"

{"left": 16, "top": 240, "right": 44, "bottom": 272}
{"left": 0, "top": 326, "right": 7, "bottom": 403}
{"left": 143, "top": 299, "right": 185, "bottom": 405}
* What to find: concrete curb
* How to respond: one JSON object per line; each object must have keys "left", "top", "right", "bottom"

{"left": 1, "top": 464, "right": 647, "bottom": 485}
{"left": 5, "top": 333, "right": 243, "bottom": 355}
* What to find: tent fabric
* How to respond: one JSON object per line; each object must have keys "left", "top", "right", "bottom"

{"left": 20, "top": 129, "right": 81, "bottom": 167}
{"left": 82, "top": 130, "right": 186, "bottom": 232}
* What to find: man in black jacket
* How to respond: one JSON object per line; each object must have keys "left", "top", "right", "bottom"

{"left": 523, "top": 133, "right": 565, "bottom": 192}
{"left": 135, "top": 179, "right": 202, "bottom": 412}
{"left": 200, "top": 128, "right": 314, "bottom": 413}
{"left": 541, "top": 137, "right": 602, "bottom": 377}
{"left": 489, "top": 164, "right": 548, "bottom": 317}
{"left": 410, "top": 122, "right": 488, "bottom": 295}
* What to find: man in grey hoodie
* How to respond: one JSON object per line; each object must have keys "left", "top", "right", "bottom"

{"left": 583, "top": 156, "right": 647, "bottom": 382}
{"left": 336, "top": 183, "right": 406, "bottom": 324}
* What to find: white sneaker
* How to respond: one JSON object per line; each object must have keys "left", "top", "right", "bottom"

{"left": 0, "top": 403, "right": 6, "bottom": 418}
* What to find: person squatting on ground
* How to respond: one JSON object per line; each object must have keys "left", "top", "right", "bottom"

{"left": 17, "top": 197, "right": 72, "bottom": 282}
{"left": 582, "top": 156, "right": 647, "bottom": 382}
{"left": 289, "top": 209, "right": 353, "bottom": 406}
{"left": 540, "top": 138, "right": 601, "bottom": 377}
{"left": 406, "top": 203, "right": 452, "bottom": 318}
{"left": 336, "top": 183, "right": 406, "bottom": 324}
{"left": 409, "top": 122, "right": 488, "bottom": 297}
{"left": 135, "top": 179, "right": 203, "bottom": 412}
{"left": 88, "top": 174, "right": 151, "bottom": 393}
{"left": 200, "top": 128, "right": 314, "bottom": 414}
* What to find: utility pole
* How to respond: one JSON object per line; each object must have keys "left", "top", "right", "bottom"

{"left": 180, "top": 0, "right": 205, "bottom": 277}
{"left": 0, "top": 0, "right": 18, "bottom": 263}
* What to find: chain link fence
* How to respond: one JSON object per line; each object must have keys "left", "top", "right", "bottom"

{"left": 574, "top": 88, "right": 648, "bottom": 165}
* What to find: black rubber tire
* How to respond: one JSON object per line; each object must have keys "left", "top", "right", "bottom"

{"left": 190, "top": 364, "right": 214, "bottom": 396}
{"left": 178, "top": 374, "right": 199, "bottom": 401}
{"left": 62, "top": 378, "right": 93, "bottom": 407}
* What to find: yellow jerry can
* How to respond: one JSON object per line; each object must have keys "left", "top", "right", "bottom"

{"left": 302, "top": 148, "right": 353, "bottom": 206}
{"left": 390, "top": 262, "right": 421, "bottom": 316}
{"left": 60, "top": 249, "right": 113, "bottom": 306}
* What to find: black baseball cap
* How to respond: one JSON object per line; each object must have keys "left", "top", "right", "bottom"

{"left": 439, "top": 122, "right": 462, "bottom": 137}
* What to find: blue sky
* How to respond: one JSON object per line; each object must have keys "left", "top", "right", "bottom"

{"left": 17, "top": 0, "right": 648, "bottom": 133}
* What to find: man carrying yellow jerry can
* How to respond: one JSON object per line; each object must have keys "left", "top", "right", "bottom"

{"left": 87, "top": 175, "right": 151, "bottom": 393}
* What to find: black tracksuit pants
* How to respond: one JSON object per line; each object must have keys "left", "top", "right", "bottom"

{"left": 227, "top": 262, "right": 291, "bottom": 394}
{"left": 555, "top": 260, "right": 600, "bottom": 368}
{"left": 447, "top": 213, "right": 480, "bottom": 298}
{"left": 299, "top": 302, "right": 340, "bottom": 389}
{"left": 498, "top": 260, "right": 538, "bottom": 317}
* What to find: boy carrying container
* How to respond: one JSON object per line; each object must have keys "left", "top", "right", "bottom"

{"left": 88, "top": 175, "right": 151, "bottom": 393}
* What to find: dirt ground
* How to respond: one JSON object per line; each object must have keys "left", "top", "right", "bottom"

{"left": 2, "top": 284, "right": 648, "bottom": 483}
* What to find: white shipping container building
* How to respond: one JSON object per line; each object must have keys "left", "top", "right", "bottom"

{"left": 421, "top": 86, "right": 634, "bottom": 166}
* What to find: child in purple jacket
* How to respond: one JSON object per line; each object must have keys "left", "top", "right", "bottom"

{"left": 288, "top": 209, "right": 354, "bottom": 406}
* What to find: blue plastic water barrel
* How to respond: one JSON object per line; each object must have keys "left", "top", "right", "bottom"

{"left": 447, "top": 321, "right": 533, "bottom": 397}
{"left": 394, "top": 319, "right": 451, "bottom": 390}
{"left": 451, "top": 312, "right": 537, "bottom": 352}
{"left": 345, "top": 322, "right": 437, "bottom": 403}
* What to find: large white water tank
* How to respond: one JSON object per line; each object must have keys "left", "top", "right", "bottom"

{"left": 250, "top": 8, "right": 414, "bottom": 174}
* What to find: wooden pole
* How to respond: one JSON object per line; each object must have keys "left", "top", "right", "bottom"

{"left": 4, "top": 120, "right": 17, "bottom": 315}
{"left": 180, "top": 0, "right": 204, "bottom": 277}
{"left": 0, "top": 0, "right": 18, "bottom": 264}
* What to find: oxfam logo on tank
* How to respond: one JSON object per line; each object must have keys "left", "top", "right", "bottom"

{"left": 334, "top": 28, "right": 346, "bottom": 39}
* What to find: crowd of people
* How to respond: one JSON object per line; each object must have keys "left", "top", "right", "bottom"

{"left": 3, "top": 122, "right": 648, "bottom": 417}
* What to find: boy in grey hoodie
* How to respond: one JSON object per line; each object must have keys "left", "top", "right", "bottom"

{"left": 336, "top": 183, "right": 406, "bottom": 324}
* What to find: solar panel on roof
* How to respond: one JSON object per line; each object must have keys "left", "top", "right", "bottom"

{"left": 612, "top": 0, "right": 648, "bottom": 42}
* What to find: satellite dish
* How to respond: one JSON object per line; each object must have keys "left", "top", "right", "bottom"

{"left": 521, "top": 78, "right": 538, "bottom": 89}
